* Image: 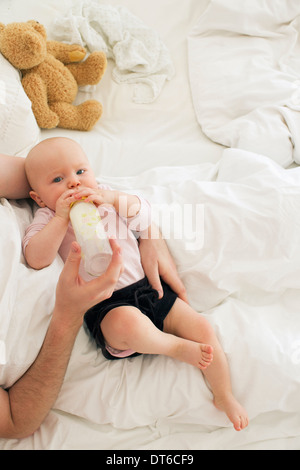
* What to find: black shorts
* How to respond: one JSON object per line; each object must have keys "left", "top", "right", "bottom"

{"left": 84, "top": 277, "right": 178, "bottom": 360}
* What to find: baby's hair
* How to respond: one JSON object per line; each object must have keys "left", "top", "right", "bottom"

{"left": 25, "top": 137, "right": 84, "bottom": 189}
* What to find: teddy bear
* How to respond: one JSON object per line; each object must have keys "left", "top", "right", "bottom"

{"left": 0, "top": 20, "right": 107, "bottom": 131}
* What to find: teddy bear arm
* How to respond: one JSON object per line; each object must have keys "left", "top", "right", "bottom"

{"left": 46, "top": 40, "right": 86, "bottom": 64}
{"left": 22, "top": 73, "right": 59, "bottom": 129}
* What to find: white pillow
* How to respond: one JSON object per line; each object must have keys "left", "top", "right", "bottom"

{"left": 0, "top": 53, "right": 40, "bottom": 157}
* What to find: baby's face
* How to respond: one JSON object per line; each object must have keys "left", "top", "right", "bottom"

{"left": 27, "top": 139, "right": 98, "bottom": 211}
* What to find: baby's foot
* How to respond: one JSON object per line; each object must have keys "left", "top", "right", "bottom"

{"left": 173, "top": 340, "right": 213, "bottom": 370}
{"left": 214, "top": 394, "right": 249, "bottom": 431}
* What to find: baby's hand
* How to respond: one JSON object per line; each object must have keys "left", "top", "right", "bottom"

{"left": 55, "top": 189, "right": 77, "bottom": 220}
{"left": 73, "top": 187, "right": 116, "bottom": 208}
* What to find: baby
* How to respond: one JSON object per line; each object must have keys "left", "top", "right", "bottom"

{"left": 23, "top": 137, "right": 248, "bottom": 431}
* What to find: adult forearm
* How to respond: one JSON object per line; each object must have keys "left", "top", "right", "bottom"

{"left": 0, "top": 239, "right": 123, "bottom": 439}
{"left": 5, "top": 310, "right": 81, "bottom": 439}
{"left": 0, "top": 155, "right": 30, "bottom": 199}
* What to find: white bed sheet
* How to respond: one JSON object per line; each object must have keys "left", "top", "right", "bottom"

{"left": 0, "top": 0, "right": 299, "bottom": 451}
{"left": 188, "top": 0, "right": 300, "bottom": 168}
{"left": 1, "top": 150, "right": 300, "bottom": 451}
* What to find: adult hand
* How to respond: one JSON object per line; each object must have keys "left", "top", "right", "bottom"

{"left": 139, "top": 224, "right": 188, "bottom": 303}
{"left": 54, "top": 238, "right": 123, "bottom": 329}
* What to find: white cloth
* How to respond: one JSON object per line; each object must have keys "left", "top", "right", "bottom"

{"left": 51, "top": 1, "right": 175, "bottom": 103}
{"left": 188, "top": 0, "right": 300, "bottom": 167}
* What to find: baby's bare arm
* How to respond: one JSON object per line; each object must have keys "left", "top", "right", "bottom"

{"left": 25, "top": 215, "right": 69, "bottom": 269}
{"left": 114, "top": 191, "right": 141, "bottom": 218}
{"left": 73, "top": 188, "right": 141, "bottom": 218}
{"left": 25, "top": 189, "right": 77, "bottom": 269}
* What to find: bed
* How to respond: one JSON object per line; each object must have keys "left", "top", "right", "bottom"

{"left": 0, "top": 0, "right": 299, "bottom": 450}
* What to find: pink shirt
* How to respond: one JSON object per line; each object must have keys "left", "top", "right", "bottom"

{"left": 22, "top": 185, "right": 152, "bottom": 292}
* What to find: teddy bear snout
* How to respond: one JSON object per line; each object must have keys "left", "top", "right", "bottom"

{"left": 13, "top": 33, "right": 47, "bottom": 69}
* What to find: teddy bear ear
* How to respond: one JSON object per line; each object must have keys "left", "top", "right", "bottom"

{"left": 27, "top": 20, "right": 47, "bottom": 38}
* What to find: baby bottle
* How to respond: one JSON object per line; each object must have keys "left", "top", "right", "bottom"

{"left": 69, "top": 200, "right": 112, "bottom": 276}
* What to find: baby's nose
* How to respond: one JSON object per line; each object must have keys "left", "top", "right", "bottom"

{"left": 68, "top": 178, "right": 81, "bottom": 189}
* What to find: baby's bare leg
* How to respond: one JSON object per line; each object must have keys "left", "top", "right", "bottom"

{"left": 100, "top": 306, "right": 213, "bottom": 370}
{"left": 163, "top": 298, "right": 249, "bottom": 431}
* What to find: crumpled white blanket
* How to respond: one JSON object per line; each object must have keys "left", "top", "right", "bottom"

{"left": 51, "top": 1, "right": 175, "bottom": 103}
{"left": 188, "top": 0, "right": 300, "bottom": 167}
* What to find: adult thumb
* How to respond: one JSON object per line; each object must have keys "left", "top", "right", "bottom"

{"left": 63, "top": 241, "right": 82, "bottom": 278}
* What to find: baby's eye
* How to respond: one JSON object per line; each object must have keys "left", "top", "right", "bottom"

{"left": 77, "top": 169, "right": 85, "bottom": 175}
{"left": 53, "top": 176, "right": 62, "bottom": 183}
